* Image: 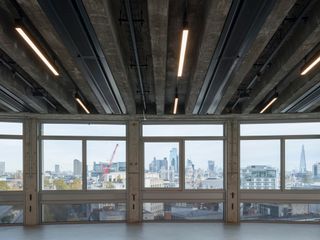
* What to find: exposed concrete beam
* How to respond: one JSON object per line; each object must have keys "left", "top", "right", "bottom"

{"left": 0, "top": 6, "right": 77, "bottom": 113}
{"left": 272, "top": 70, "right": 320, "bottom": 113}
{"left": 215, "top": 0, "right": 296, "bottom": 114}
{"left": 148, "top": 0, "right": 169, "bottom": 115}
{"left": 0, "top": 64, "right": 48, "bottom": 113}
{"left": 16, "top": 0, "right": 105, "bottom": 114}
{"left": 241, "top": 0, "right": 320, "bottom": 114}
{"left": 83, "top": 0, "right": 136, "bottom": 114}
{"left": 185, "top": 0, "right": 231, "bottom": 114}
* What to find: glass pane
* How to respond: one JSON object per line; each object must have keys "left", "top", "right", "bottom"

{"left": 241, "top": 122, "right": 320, "bottom": 136}
{"left": 144, "top": 142, "right": 179, "bottom": 188}
{"left": 143, "top": 202, "right": 223, "bottom": 221}
{"left": 241, "top": 203, "right": 320, "bottom": 222}
{"left": 0, "top": 205, "right": 23, "bottom": 224}
{"left": 285, "top": 139, "right": 320, "bottom": 190}
{"left": 143, "top": 124, "right": 223, "bottom": 137}
{"left": 42, "top": 203, "right": 126, "bottom": 222}
{"left": 240, "top": 140, "right": 280, "bottom": 190}
{"left": 42, "top": 140, "right": 82, "bottom": 190}
{"left": 0, "top": 122, "right": 22, "bottom": 135}
{"left": 185, "top": 141, "right": 223, "bottom": 189}
{"left": 42, "top": 123, "right": 126, "bottom": 136}
{"left": 87, "top": 141, "right": 126, "bottom": 190}
{"left": 0, "top": 139, "right": 23, "bottom": 191}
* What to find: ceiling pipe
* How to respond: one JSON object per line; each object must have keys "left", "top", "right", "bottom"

{"left": 246, "top": 0, "right": 315, "bottom": 90}
{"left": 124, "top": 0, "right": 147, "bottom": 113}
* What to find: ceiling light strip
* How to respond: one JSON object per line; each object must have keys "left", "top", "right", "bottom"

{"left": 301, "top": 55, "right": 320, "bottom": 75}
{"left": 75, "top": 97, "right": 90, "bottom": 114}
{"left": 173, "top": 97, "right": 179, "bottom": 115}
{"left": 15, "top": 27, "right": 59, "bottom": 76}
{"left": 260, "top": 96, "right": 278, "bottom": 113}
{"left": 177, "top": 30, "right": 189, "bottom": 77}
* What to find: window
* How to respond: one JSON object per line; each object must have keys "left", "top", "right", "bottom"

{"left": 285, "top": 139, "right": 320, "bottom": 190}
{"left": 185, "top": 141, "right": 223, "bottom": 189}
{"left": 143, "top": 202, "right": 223, "bottom": 221}
{"left": 143, "top": 124, "right": 223, "bottom": 137}
{"left": 240, "top": 140, "right": 280, "bottom": 190}
{"left": 42, "top": 123, "right": 126, "bottom": 136}
{"left": 241, "top": 122, "right": 320, "bottom": 136}
{"left": 144, "top": 142, "right": 179, "bottom": 188}
{"left": 42, "top": 140, "right": 82, "bottom": 190}
{"left": 87, "top": 141, "right": 126, "bottom": 190}
{"left": 0, "top": 204, "right": 23, "bottom": 224}
{"left": 42, "top": 203, "right": 126, "bottom": 222}
{"left": 0, "top": 122, "right": 23, "bottom": 191}
{"left": 241, "top": 203, "right": 320, "bottom": 222}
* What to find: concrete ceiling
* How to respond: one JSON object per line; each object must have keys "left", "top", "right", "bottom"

{"left": 0, "top": 0, "right": 319, "bottom": 115}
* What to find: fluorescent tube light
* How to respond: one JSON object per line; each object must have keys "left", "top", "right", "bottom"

{"left": 260, "top": 96, "right": 278, "bottom": 113}
{"left": 15, "top": 27, "right": 59, "bottom": 76}
{"left": 177, "top": 29, "right": 189, "bottom": 77}
{"left": 173, "top": 97, "right": 179, "bottom": 114}
{"left": 301, "top": 54, "right": 320, "bottom": 75}
{"left": 75, "top": 96, "right": 90, "bottom": 114}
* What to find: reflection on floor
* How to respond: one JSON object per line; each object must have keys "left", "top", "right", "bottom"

{"left": 1, "top": 223, "right": 320, "bottom": 240}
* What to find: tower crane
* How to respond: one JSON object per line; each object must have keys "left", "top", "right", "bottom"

{"left": 103, "top": 144, "right": 119, "bottom": 174}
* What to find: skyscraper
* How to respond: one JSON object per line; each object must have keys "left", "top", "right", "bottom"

{"left": 169, "top": 148, "right": 178, "bottom": 173}
{"left": 55, "top": 164, "right": 60, "bottom": 174}
{"left": 73, "top": 159, "right": 82, "bottom": 176}
{"left": 299, "top": 145, "right": 307, "bottom": 174}
{"left": 0, "top": 161, "right": 5, "bottom": 175}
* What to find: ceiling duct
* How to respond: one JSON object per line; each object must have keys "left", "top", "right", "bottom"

{"left": 193, "top": 0, "right": 276, "bottom": 114}
{"left": 282, "top": 83, "right": 320, "bottom": 113}
{"left": 38, "top": 0, "right": 126, "bottom": 114}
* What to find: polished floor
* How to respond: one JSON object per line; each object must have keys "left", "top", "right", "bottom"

{"left": 1, "top": 223, "right": 320, "bottom": 240}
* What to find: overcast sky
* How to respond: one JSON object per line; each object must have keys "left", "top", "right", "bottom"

{"left": 1, "top": 123, "right": 320, "bottom": 174}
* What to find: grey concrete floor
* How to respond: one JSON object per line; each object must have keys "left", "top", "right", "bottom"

{"left": 0, "top": 223, "right": 319, "bottom": 240}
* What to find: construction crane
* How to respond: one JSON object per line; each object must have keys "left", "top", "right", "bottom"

{"left": 103, "top": 144, "right": 119, "bottom": 174}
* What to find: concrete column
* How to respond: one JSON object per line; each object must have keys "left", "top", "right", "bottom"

{"left": 226, "top": 119, "right": 239, "bottom": 224}
{"left": 24, "top": 118, "right": 39, "bottom": 225}
{"left": 127, "top": 121, "right": 141, "bottom": 223}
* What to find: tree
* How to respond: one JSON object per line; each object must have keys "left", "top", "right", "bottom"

{"left": 0, "top": 181, "right": 10, "bottom": 190}
{"left": 53, "top": 179, "right": 68, "bottom": 190}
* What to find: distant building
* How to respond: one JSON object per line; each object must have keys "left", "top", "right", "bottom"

{"left": 208, "top": 160, "right": 215, "bottom": 172}
{"left": 169, "top": 148, "right": 179, "bottom": 173}
{"left": 299, "top": 145, "right": 307, "bottom": 175}
{"left": 0, "top": 161, "right": 5, "bottom": 175}
{"left": 149, "top": 157, "right": 168, "bottom": 173}
{"left": 73, "top": 159, "right": 82, "bottom": 176}
{"left": 54, "top": 164, "right": 60, "bottom": 174}
{"left": 313, "top": 162, "right": 320, "bottom": 179}
{"left": 241, "top": 165, "right": 277, "bottom": 189}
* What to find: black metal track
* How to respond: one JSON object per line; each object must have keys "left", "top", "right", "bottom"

{"left": 193, "top": 0, "right": 276, "bottom": 114}
{"left": 38, "top": 0, "right": 126, "bottom": 114}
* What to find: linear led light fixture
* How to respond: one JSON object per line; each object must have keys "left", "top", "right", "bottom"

{"left": 75, "top": 93, "right": 90, "bottom": 114}
{"left": 15, "top": 27, "right": 59, "bottom": 76}
{"left": 301, "top": 54, "right": 320, "bottom": 75}
{"left": 173, "top": 96, "right": 179, "bottom": 115}
{"left": 177, "top": 29, "right": 189, "bottom": 77}
{"left": 260, "top": 93, "right": 278, "bottom": 113}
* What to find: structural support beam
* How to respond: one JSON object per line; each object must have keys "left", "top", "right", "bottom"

{"left": 127, "top": 121, "right": 141, "bottom": 223}
{"left": 0, "top": 6, "right": 77, "bottom": 113}
{"left": 241, "top": 0, "right": 320, "bottom": 114}
{"left": 148, "top": 0, "right": 168, "bottom": 114}
{"left": 273, "top": 71, "right": 320, "bottom": 113}
{"left": 185, "top": 0, "right": 231, "bottom": 114}
{"left": 16, "top": 0, "right": 105, "bottom": 114}
{"left": 226, "top": 120, "right": 239, "bottom": 224}
{"left": 0, "top": 64, "right": 48, "bottom": 113}
{"left": 83, "top": 0, "right": 136, "bottom": 114}
{"left": 148, "top": 0, "right": 169, "bottom": 115}
{"left": 215, "top": 0, "right": 296, "bottom": 114}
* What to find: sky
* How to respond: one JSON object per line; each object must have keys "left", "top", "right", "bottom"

{"left": 1, "top": 122, "right": 319, "bottom": 174}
